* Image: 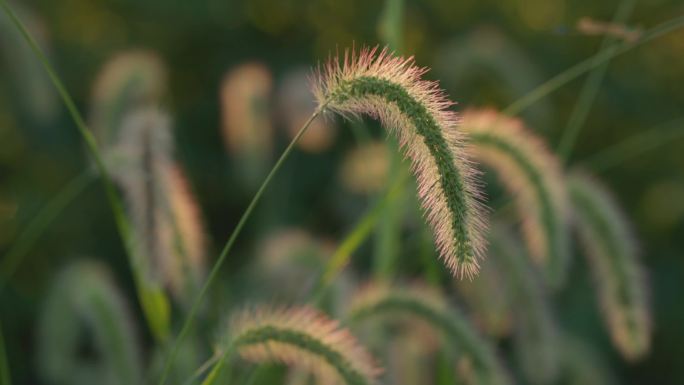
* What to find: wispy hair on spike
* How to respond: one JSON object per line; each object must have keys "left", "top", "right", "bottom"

{"left": 112, "top": 108, "right": 206, "bottom": 304}
{"left": 461, "top": 109, "right": 569, "bottom": 286}
{"left": 313, "top": 46, "right": 486, "bottom": 278}
{"left": 347, "top": 283, "right": 510, "bottom": 385}
{"left": 229, "top": 305, "right": 381, "bottom": 385}
{"left": 488, "top": 224, "right": 560, "bottom": 385}
{"left": 569, "top": 171, "right": 651, "bottom": 361}
{"left": 36, "top": 260, "right": 142, "bottom": 385}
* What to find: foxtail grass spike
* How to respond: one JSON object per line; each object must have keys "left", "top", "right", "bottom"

{"left": 36, "top": 260, "right": 142, "bottom": 385}
{"left": 569, "top": 171, "right": 651, "bottom": 361}
{"left": 461, "top": 109, "right": 570, "bottom": 286}
{"left": 90, "top": 49, "right": 167, "bottom": 148}
{"left": 228, "top": 305, "right": 381, "bottom": 385}
{"left": 313, "top": 46, "right": 487, "bottom": 278}
{"left": 488, "top": 224, "right": 560, "bottom": 384}
{"left": 347, "top": 283, "right": 510, "bottom": 385}
{"left": 112, "top": 108, "right": 206, "bottom": 305}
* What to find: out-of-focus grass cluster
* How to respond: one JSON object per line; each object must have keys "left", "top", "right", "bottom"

{"left": 1, "top": 0, "right": 684, "bottom": 384}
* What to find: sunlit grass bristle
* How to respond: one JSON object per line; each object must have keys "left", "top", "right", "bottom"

{"left": 347, "top": 282, "right": 510, "bottom": 385}
{"left": 569, "top": 171, "right": 651, "bottom": 361}
{"left": 229, "top": 305, "right": 381, "bottom": 385}
{"left": 313, "top": 46, "right": 487, "bottom": 278}
{"left": 462, "top": 108, "right": 569, "bottom": 286}
{"left": 112, "top": 108, "right": 206, "bottom": 303}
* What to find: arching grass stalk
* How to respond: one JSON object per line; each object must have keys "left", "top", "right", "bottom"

{"left": 314, "top": 47, "right": 487, "bottom": 278}
{"left": 462, "top": 109, "right": 569, "bottom": 287}
{"left": 0, "top": 0, "right": 169, "bottom": 341}
{"left": 158, "top": 110, "right": 321, "bottom": 385}
{"left": 503, "top": 13, "right": 684, "bottom": 116}
{"left": 204, "top": 306, "right": 380, "bottom": 385}
{"left": 557, "top": 0, "right": 636, "bottom": 162}
{"left": 0, "top": 169, "right": 95, "bottom": 294}
{"left": 568, "top": 172, "right": 651, "bottom": 361}
{"left": 346, "top": 283, "right": 510, "bottom": 385}
{"left": 581, "top": 116, "right": 684, "bottom": 172}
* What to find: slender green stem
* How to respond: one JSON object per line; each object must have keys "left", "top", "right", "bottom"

{"left": 0, "top": 169, "right": 95, "bottom": 294}
{"left": 0, "top": 0, "right": 169, "bottom": 340}
{"left": 158, "top": 110, "right": 322, "bottom": 385}
{"left": 557, "top": 0, "right": 636, "bottom": 162}
{"left": 582, "top": 116, "right": 684, "bottom": 172}
{"left": 0, "top": 322, "right": 10, "bottom": 385}
{"left": 503, "top": 14, "right": 684, "bottom": 117}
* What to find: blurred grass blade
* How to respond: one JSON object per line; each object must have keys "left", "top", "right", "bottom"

{"left": 0, "top": 0, "right": 173, "bottom": 341}
{"left": 0, "top": 169, "right": 94, "bottom": 294}
{"left": 0, "top": 321, "right": 10, "bottom": 385}
{"left": 378, "top": 0, "right": 404, "bottom": 52}
{"left": 557, "top": 0, "right": 636, "bottom": 162}
{"left": 315, "top": 172, "right": 408, "bottom": 302}
{"left": 504, "top": 13, "right": 684, "bottom": 116}
{"left": 582, "top": 117, "right": 684, "bottom": 172}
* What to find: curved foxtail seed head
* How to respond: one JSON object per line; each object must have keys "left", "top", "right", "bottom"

{"left": 347, "top": 282, "right": 511, "bottom": 385}
{"left": 568, "top": 171, "right": 651, "bottom": 361}
{"left": 230, "top": 305, "right": 381, "bottom": 385}
{"left": 36, "top": 260, "right": 142, "bottom": 385}
{"left": 112, "top": 108, "right": 206, "bottom": 304}
{"left": 461, "top": 108, "right": 570, "bottom": 286}
{"left": 90, "top": 50, "right": 167, "bottom": 147}
{"left": 312, "top": 46, "right": 487, "bottom": 278}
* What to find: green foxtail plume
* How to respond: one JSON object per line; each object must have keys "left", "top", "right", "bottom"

{"left": 346, "top": 283, "right": 510, "bottom": 385}
{"left": 90, "top": 49, "right": 167, "bottom": 148}
{"left": 36, "top": 260, "right": 142, "bottom": 385}
{"left": 313, "top": 46, "right": 486, "bottom": 278}
{"left": 461, "top": 109, "right": 570, "bottom": 286}
{"left": 226, "top": 305, "right": 381, "bottom": 385}
{"left": 569, "top": 171, "right": 651, "bottom": 361}
{"left": 488, "top": 224, "right": 559, "bottom": 385}
{"left": 112, "top": 108, "right": 207, "bottom": 305}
